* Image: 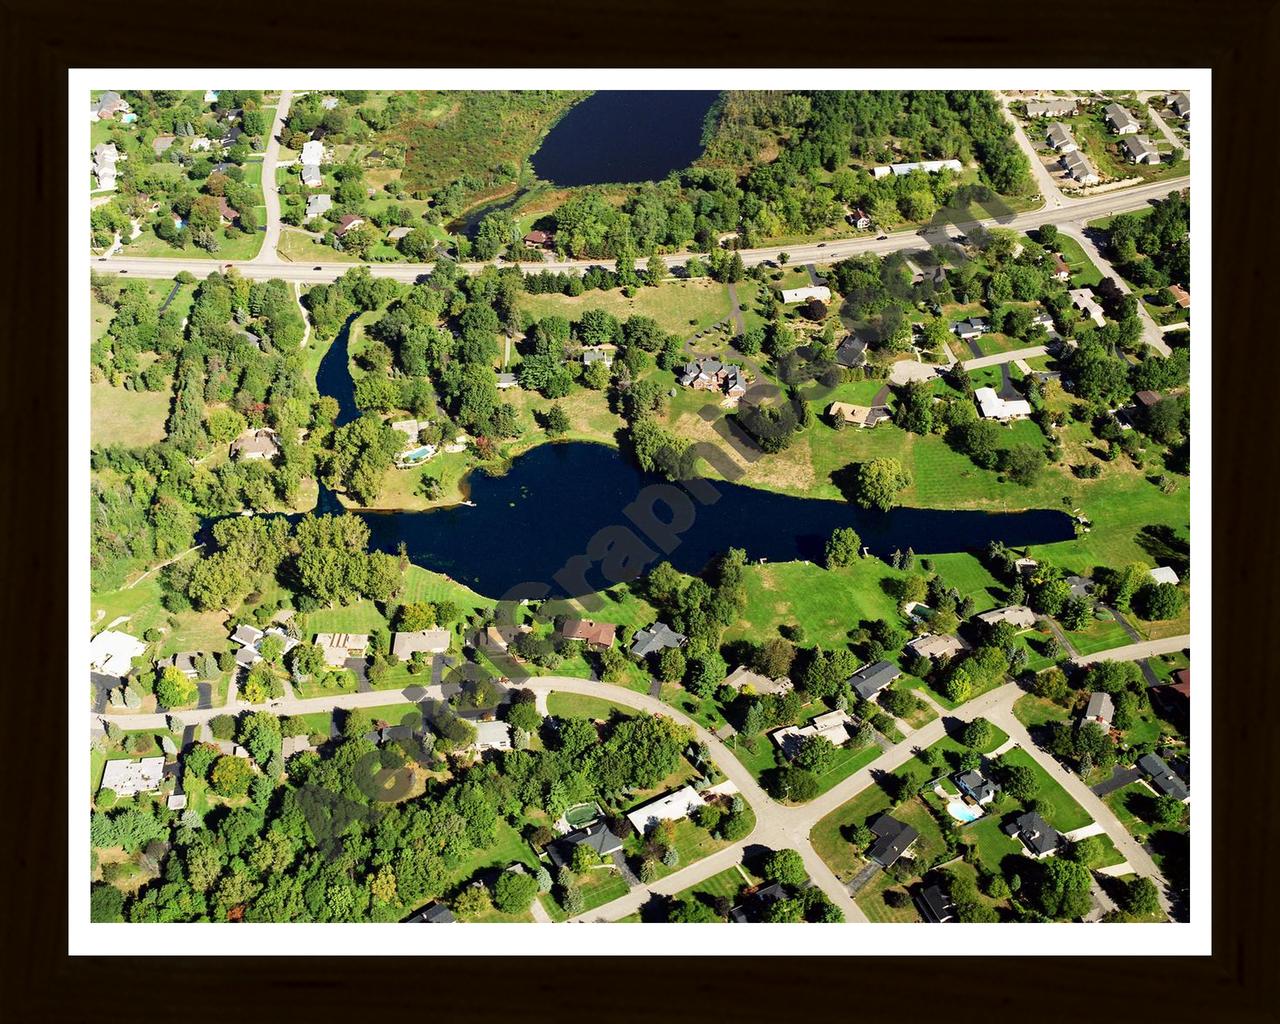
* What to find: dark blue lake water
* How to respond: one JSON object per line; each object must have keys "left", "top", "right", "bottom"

{"left": 530, "top": 91, "right": 718, "bottom": 187}
{"left": 300, "top": 308, "right": 1074, "bottom": 599}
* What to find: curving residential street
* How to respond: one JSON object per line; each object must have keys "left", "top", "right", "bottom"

{"left": 253, "top": 89, "right": 294, "bottom": 264}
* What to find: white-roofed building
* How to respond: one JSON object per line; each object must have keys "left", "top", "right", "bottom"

{"left": 780, "top": 285, "right": 831, "bottom": 305}
{"left": 89, "top": 629, "right": 147, "bottom": 677}
{"left": 1069, "top": 288, "right": 1107, "bottom": 326}
{"left": 314, "top": 633, "right": 369, "bottom": 668}
{"left": 305, "top": 193, "right": 332, "bottom": 219}
{"left": 391, "top": 629, "right": 451, "bottom": 658}
{"left": 625, "top": 785, "right": 707, "bottom": 836}
{"left": 1149, "top": 566, "right": 1181, "bottom": 585}
{"left": 976, "top": 605, "right": 1037, "bottom": 629}
{"left": 974, "top": 387, "right": 1032, "bottom": 421}
{"left": 474, "top": 720, "right": 512, "bottom": 752}
{"left": 301, "top": 139, "right": 326, "bottom": 165}
{"left": 100, "top": 756, "right": 166, "bottom": 798}
{"left": 870, "top": 158, "right": 963, "bottom": 178}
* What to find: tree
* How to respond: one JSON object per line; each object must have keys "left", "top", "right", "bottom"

{"left": 850, "top": 457, "right": 911, "bottom": 511}
{"left": 211, "top": 755, "right": 253, "bottom": 797}
{"left": 1067, "top": 835, "right": 1107, "bottom": 869}
{"left": 655, "top": 646, "right": 687, "bottom": 683}
{"left": 771, "top": 767, "right": 819, "bottom": 802}
{"left": 646, "top": 252, "right": 666, "bottom": 285}
{"left": 156, "top": 666, "right": 197, "bottom": 709}
{"left": 1001, "top": 444, "right": 1046, "bottom": 486}
{"left": 542, "top": 405, "right": 571, "bottom": 436}
{"left": 792, "top": 734, "right": 836, "bottom": 774}
{"left": 1001, "top": 762, "right": 1040, "bottom": 802}
{"left": 824, "top": 526, "right": 862, "bottom": 568}
{"left": 453, "top": 885, "right": 492, "bottom": 919}
{"left": 1035, "top": 858, "right": 1093, "bottom": 920}
{"left": 1133, "top": 581, "right": 1184, "bottom": 621}
{"left": 492, "top": 870, "right": 539, "bottom": 914}
{"left": 1121, "top": 876, "right": 1161, "bottom": 917}
{"left": 960, "top": 717, "right": 995, "bottom": 750}
{"left": 762, "top": 848, "right": 808, "bottom": 888}
{"left": 1152, "top": 795, "right": 1186, "bottom": 827}
{"left": 90, "top": 883, "right": 125, "bottom": 923}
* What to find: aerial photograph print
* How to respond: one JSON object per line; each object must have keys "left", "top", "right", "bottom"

{"left": 78, "top": 72, "right": 1203, "bottom": 950}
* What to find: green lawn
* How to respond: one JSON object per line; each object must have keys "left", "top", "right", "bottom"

{"left": 1013, "top": 692, "right": 1071, "bottom": 731}
{"left": 672, "top": 863, "right": 758, "bottom": 913}
{"left": 545, "top": 691, "right": 638, "bottom": 721}
{"left": 445, "top": 821, "right": 537, "bottom": 889}
{"left": 522, "top": 279, "right": 733, "bottom": 338}
{"left": 998, "top": 747, "right": 1093, "bottom": 832}
{"left": 91, "top": 380, "right": 173, "bottom": 448}
{"left": 1053, "top": 233, "right": 1104, "bottom": 288}
{"left": 541, "top": 866, "right": 631, "bottom": 922}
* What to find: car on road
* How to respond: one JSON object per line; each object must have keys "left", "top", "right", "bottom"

{"left": 119, "top": 269, "right": 128, "bottom": 273}
{"left": 877, "top": 235, "right": 888, "bottom": 240}
{"left": 816, "top": 242, "right": 826, "bottom": 248}
{"left": 314, "top": 266, "right": 323, "bottom": 270}
{"left": 97, "top": 257, "right": 107, "bottom": 262}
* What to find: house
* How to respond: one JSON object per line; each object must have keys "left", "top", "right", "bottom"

{"left": 386, "top": 225, "right": 412, "bottom": 241}
{"left": 1104, "top": 103, "right": 1140, "bottom": 135}
{"left": 1051, "top": 254, "right": 1071, "bottom": 281}
{"left": 152, "top": 135, "right": 176, "bottom": 156}
{"left": 870, "top": 159, "right": 963, "bottom": 179}
{"left": 314, "top": 633, "right": 369, "bottom": 669}
{"left": 833, "top": 333, "right": 868, "bottom": 369}
{"left": 1014, "top": 557, "right": 1039, "bottom": 577}
{"left": 93, "top": 91, "right": 131, "bottom": 120}
{"left": 780, "top": 285, "right": 831, "bottom": 305}
{"left": 915, "top": 883, "right": 957, "bottom": 923}
{"left": 391, "top": 629, "right": 451, "bottom": 658}
{"left": 848, "top": 660, "right": 901, "bottom": 701}
{"left": 722, "top": 664, "right": 791, "bottom": 696}
{"left": 1149, "top": 566, "right": 1181, "bottom": 585}
{"left": 1060, "top": 149, "right": 1099, "bottom": 185}
{"left": 630, "top": 621, "right": 687, "bottom": 658}
{"left": 581, "top": 346, "right": 614, "bottom": 369}
{"left": 1045, "top": 123, "right": 1077, "bottom": 153}
{"left": 905, "top": 259, "right": 947, "bottom": 287}
{"left": 976, "top": 605, "right": 1037, "bottom": 629}
{"left": 281, "top": 735, "right": 313, "bottom": 758}
{"left": 728, "top": 881, "right": 788, "bottom": 923}
{"left": 849, "top": 207, "right": 871, "bottom": 229}
{"left": 547, "top": 820, "right": 624, "bottom": 869}
{"left": 300, "top": 164, "right": 323, "bottom": 187}
{"left": 474, "top": 720, "right": 512, "bottom": 752}
{"left": 1026, "top": 98, "right": 1077, "bottom": 118}
{"left": 952, "top": 317, "right": 989, "bottom": 340}
{"left": 229, "top": 427, "right": 281, "bottom": 461}
{"left": 1168, "top": 284, "right": 1190, "bottom": 309}
{"left": 975, "top": 386, "right": 1032, "bottom": 422}
{"left": 523, "top": 229, "right": 554, "bottom": 248}
{"left": 157, "top": 652, "right": 201, "bottom": 679}
{"left": 560, "top": 618, "right": 616, "bottom": 649}
{"left": 495, "top": 372, "right": 518, "bottom": 390}
{"left": 1004, "top": 811, "right": 1061, "bottom": 858}
{"left": 1069, "top": 288, "right": 1107, "bottom": 326}
{"left": 905, "top": 633, "right": 965, "bottom": 662}
{"left": 190, "top": 137, "right": 212, "bottom": 152}
{"left": 305, "top": 193, "right": 332, "bottom": 219}
{"left": 1168, "top": 92, "right": 1191, "bottom": 119}
{"left": 89, "top": 629, "right": 147, "bottom": 676}
{"left": 321, "top": 96, "right": 340, "bottom": 110}
{"left": 301, "top": 139, "right": 326, "bottom": 165}
{"left": 220, "top": 124, "right": 243, "bottom": 148}
{"left": 1134, "top": 389, "right": 1162, "bottom": 409}
{"left": 625, "top": 785, "right": 707, "bottom": 836}
{"left": 1065, "top": 575, "right": 1095, "bottom": 599}
{"left": 827, "top": 402, "right": 890, "bottom": 428}
{"left": 100, "top": 756, "right": 166, "bottom": 798}
{"left": 1168, "top": 668, "right": 1191, "bottom": 706}
{"left": 390, "top": 417, "right": 428, "bottom": 443}
{"left": 1122, "top": 135, "right": 1160, "bottom": 165}
{"left": 866, "top": 813, "right": 920, "bottom": 867}
{"left": 1138, "top": 753, "right": 1189, "bottom": 801}
{"left": 956, "top": 769, "right": 998, "bottom": 805}
{"left": 404, "top": 902, "right": 456, "bottom": 923}
{"left": 771, "top": 708, "right": 855, "bottom": 757}
{"left": 231, "top": 625, "right": 297, "bottom": 668}
{"left": 1083, "top": 691, "right": 1115, "bottom": 730}
{"left": 335, "top": 214, "right": 365, "bottom": 237}
{"left": 92, "top": 143, "right": 120, "bottom": 191}
{"left": 217, "top": 196, "right": 240, "bottom": 225}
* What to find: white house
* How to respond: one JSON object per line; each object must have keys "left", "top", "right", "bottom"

{"left": 100, "top": 756, "right": 166, "bottom": 798}
{"left": 780, "top": 285, "right": 831, "bottom": 305}
{"left": 870, "top": 158, "right": 963, "bottom": 179}
{"left": 849, "top": 207, "right": 871, "bottom": 229}
{"left": 1122, "top": 135, "right": 1160, "bottom": 165}
{"left": 976, "top": 605, "right": 1037, "bottom": 629}
{"left": 391, "top": 629, "right": 451, "bottom": 658}
{"left": 952, "top": 317, "right": 989, "bottom": 340}
{"left": 204, "top": 90, "right": 220, "bottom": 103}
{"left": 305, "top": 193, "right": 332, "bottom": 219}
{"left": 1045, "top": 123, "right": 1077, "bottom": 153}
{"left": 474, "top": 720, "right": 512, "bottom": 752}
{"left": 975, "top": 386, "right": 1032, "bottom": 421}
{"left": 301, "top": 165, "right": 323, "bottom": 187}
{"left": 1103, "top": 103, "right": 1140, "bottom": 135}
{"left": 1149, "top": 566, "right": 1181, "bottom": 586}
{"left": 1060, "top": 149, "right": 1099, "bottom": 186}
{"left": 1026, "top": 98, "right": 1077, "bottom": 118}
{"left": 301, "top": 140, "right": 326, "bottom": 165}
{"left": 625, "top": 785, "right": 707, "bottom": 836}
{"left": 1069, "top": 288, "right": 1107, "bottom": 327}
{"left": 92, "top": 143, "right": 120, "bottom": 191}
{"left": 905, "top": 633, "right": 965, "bottom": 662}
{"left": 314, "top": 633, "right": 369, "bottom": 669}
{"left": 89, "top": 629, "right": 147, "bottom": 677}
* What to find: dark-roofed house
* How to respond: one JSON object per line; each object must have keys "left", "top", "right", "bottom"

{"left": 1103, "top": 102, "right": 1140, "bottom": 135}
{"left": 1138, "top": 753, "right": 1189, "bottom": 801}
{"left": 404, "top": 902, "right": 455, "bottom": 923}
{"left": 834, "top": 333, "right": 868, "bottom": 368}
{"left": 524, "top": 229, "right": 554, "bottom": 248}
{"left": 728, "top": 881, "right": 788, "bottom": 923}
{"left": 1083, "top": 691, "right": 1115, "bottom": 730}
{"left": 848, "top": 660, "right": 901, "bottom": 701}
{"left": 1003, "top": 811, "right": 1061, "bottom": 858}
{"left": 866, "top": 813, "right": 919, "bottom": 868}
{"left": 915, "top": 883, "right": 956, "bottom": 923}
{"left": 956, "top": 769, "right": 998, "bottom": 805}
{"left": 336, "top": 214, "right": 365, "bottom": 237}
{"left": 630, "top": 621, "right": 687, "bottom": 658}
{"left": 561, "top": 618, "right": 616, "bottom": 649}
{"left": 547, "top": 820, "right": 624, "bottom": 870}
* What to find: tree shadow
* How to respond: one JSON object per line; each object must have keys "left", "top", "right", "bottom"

{"left": 1135, "top": 524, "right": 1190, "bottom": 577}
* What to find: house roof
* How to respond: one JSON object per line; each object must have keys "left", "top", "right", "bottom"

{"left": 905, "top": 633, "right": 965, "bottom": 661}
{"left": 1168, "top": 284, "right": 1190, "bottom": 308}
{"left": 1104, "top": 103, "right": 1139, "bottom": 132}
{"left": 976, "top": 604, "right": 1037, "bottom": 629}
{"left": 630, "top": 621, "right": 687, "bottom": 658}
{"left": 561, "top": 618, "right": 616, "bottom": 647}
{"left": 100, "top": 756, "right": 166, "bottom": 797}
{"left": 625, "top": 785, "right": 706, "bottom": 836}
{"left": 305, "top": 193, "right": 332, "bottom": 218}
{"left": 780, "top": 285, "right": 831, "bottom": 305}
{"left": 866, "top": 813, "right": 920, "bottom": 867}
{"left": 1169, "top": 668, "right": 1190, "bottom": 698}
{"left": 916, "top": 883, "right": 956, "bottom": 922}
{"left": 1134, "top": 389, "right": 1162, "bottom": 407}
{"left": 231, "top": 624, "right": 264, "bottom": 646}
{"left": 336, "top": 214, "right": 364, "bottom": 234}
{"left": 975, "top": 386, "right": 1032, "bottom": 421}
{"left": 1149, "top": 566, "right": 1181, "bottom": 585}
{"left": 404, "top": 902, "right": 456, "bottom": 923}
{"left": 1137, "top": 753, "right": 1189, "bottom": 800}
{"left": 1006, "top": 810, "right": 1060, "bottom": 856}
{"left": 474, "top": 720, "right": 512, "bottom": 750}
{"left": 1122, "top": 135, "right": 1159, "bottom": 162}
{"left": 89, "top": 629, "right": 147, "bottom": 676}
{"left": 1046, "top": 123, "right": 1075, "bottom": 149}
{"left": 548, "top": 820, "right": 624, "bottom": 868}
{"left": 723, "top": 664, "right": 790, "bottom": 695}
{"left": 229, "top": 428, "right": 280, "bottom": 458}
{"left": 728, "top": 881, "right": 788, "bottom": 923}
{"left": 848, "top": 660, "right": 901, "bottom": 700}
{"left": 524, "top": 230, "right": 553, "bottom": 245}
{"left": 956, "top": 769, "right": 996, "bottom": 801}
{"left": 1085, "top": 691, "right": 1115, "bottom": 723}
{"left": 834, "top": 334, "right": 868, "bottom": 368}
{"left": 391, "top": 629, "right": 451, "bottom": 658}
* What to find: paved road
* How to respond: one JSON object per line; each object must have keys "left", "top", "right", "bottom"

{"left": 1142, "top": 100, "right": 1186, "bottom": 157}
{"left": 999, "top": 93, "right": 1067, "bottom": 209}
{"left": 1072, "top": 634, "right": 1190, "bottom": 666}
{"left": 960, "top": 344, "right": 1047, "bottom": 372}
{"left": 985, "top": 704, "right": 1177, "bottom": 920}
{"left": 1058, "top": 225, "right": 1171, "bottom": 356}
{"left": 255, "top": 90, "right": 293, "bottom": 263}
{"left": 89, "top": 177, "right": 1186, "bottom": 284}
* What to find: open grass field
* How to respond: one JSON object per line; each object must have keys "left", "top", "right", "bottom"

{"left": 91, "top": 380, "right": 172, "bottom": 448}
{"left": 671, "top": 863, "right": 757, "bottom": 915}
{"left": 545, "top": 691, "right": 638, "bottom": 721}
{"left": 541, "top": 866, "right": 631, "bottom": 922}
{"left": 1053, "top": 232, "right": 1104, "bottom": 288}
{"left": 997, "top": 746, "right": 1093, "bottom": 832}
{"left": 521, "top": 279, "right": 733, "bottom": 338}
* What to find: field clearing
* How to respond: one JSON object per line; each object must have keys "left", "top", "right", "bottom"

{"left": 522, "top": 279, "right": 733, "bottom": 337}
{"left": 91, "top": 381, "right": 172, "bottom": 447}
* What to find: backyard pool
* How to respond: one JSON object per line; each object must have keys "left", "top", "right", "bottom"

{"left": 947, "top": 799, "right": 984, "bottom": 823}
{"left": 398, "top": 445, "right": 436, "bottom": 466}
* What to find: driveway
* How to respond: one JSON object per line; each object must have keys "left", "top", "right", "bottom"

{"left": 1091, "top": 765, "right": 1143, "bottom": 798}
{"left": 999, "top": 93, "right": 1067, "bottom": 209}
{"left": 1058, "top": 226, "right": 1170, "bottom": 356}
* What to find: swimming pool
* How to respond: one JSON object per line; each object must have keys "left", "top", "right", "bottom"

{"left": 398, "top": 445, "right": 436, "bottom": 466}
{"left": 946, "top": 799, "right": 983, "bottom": 823}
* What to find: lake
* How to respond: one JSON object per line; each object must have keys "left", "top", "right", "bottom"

{"left": 530, "top": 91, "right": 719, "bottom": 187}
{"left": 301, "top": 316, "right": 1074, "bottom": 599}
